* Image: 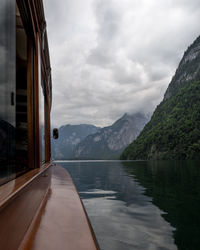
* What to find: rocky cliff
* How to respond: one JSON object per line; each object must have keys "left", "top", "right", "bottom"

{"left": 164, "top": 36, "right": 200, "bottom": 100}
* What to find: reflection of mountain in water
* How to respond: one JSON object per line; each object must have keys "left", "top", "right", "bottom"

{"left": 122, "top": 160, "right": 200, "bottom": 250}
{"left": 66, "top": 161, "right": 150, "bottom": 205}
{"left": 61, "top": 161, "right": 177, "bottom": 250}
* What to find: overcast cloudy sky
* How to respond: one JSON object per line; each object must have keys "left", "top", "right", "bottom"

{"left": 44, "top": 0, "right": 200, "bottom": 128}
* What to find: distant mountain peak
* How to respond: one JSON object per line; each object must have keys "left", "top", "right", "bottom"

{"left": 73, "top": 112, "right": 149, "bottom": 160}
{"left": 51, "top": 124, "right": 100, "bottom": 160}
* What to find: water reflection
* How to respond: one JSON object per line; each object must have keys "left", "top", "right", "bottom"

{"left": 123, "top": 160, "right": 200, "bottom": 250}
{"left": 59, "top": 161, "right": 182, "bottom": 250}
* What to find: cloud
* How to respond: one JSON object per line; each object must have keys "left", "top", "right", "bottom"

{"left": 43, "top": 0, "right": 200, "bottom": 127}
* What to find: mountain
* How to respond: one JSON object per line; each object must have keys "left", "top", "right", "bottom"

{"left": 51, "top": 124, "right": 100, "bottom": 159}
{"left": 121, "top": 35, "right": 200, "bottom": 160}
{"left": 74, "top": 113, "right": 149, "bottom": 160}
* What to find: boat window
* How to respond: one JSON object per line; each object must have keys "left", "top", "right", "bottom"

{"left": 0, "top": 0, "right": 16, "bottom": 185}
{"left": 0, "top": 3, "right": 34, "bottom": 186}
{"left": 16, "top": 4, "right": 29, "bottom": 174}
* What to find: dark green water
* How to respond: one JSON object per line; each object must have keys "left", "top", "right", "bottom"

{"left": 57, "top": 160, "right": 200, "bottom": 250}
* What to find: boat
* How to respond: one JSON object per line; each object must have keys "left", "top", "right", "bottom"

{"left": 0, "top": 1, "right": 99, "bottom": 249}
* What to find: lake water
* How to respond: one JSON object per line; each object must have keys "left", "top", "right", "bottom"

{"left": 57, "top": 160, "right": 200, "bottom": 250}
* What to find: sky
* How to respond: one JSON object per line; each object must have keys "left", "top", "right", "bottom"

{"left": 43, "top": 0, "right": 200, "bottom": 128}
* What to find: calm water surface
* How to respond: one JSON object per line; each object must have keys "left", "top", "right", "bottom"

{"left": 57, "top": 160, "right": 200, "bottom": 250}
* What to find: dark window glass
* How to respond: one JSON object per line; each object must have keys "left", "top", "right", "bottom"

{"left": 0, "top": 3, "right": 31, "bottom": 186}
{"left": 16, "top": 5, "right": 29, "bottom": 173}
{"left": 0, "top": 0, "right": 16, "bottom": 185}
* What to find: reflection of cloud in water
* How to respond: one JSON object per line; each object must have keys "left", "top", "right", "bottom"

{"left": 80, "top": 189, "right": 117, "bottom": 201}
{"left": 83, "top": 188, "right": 177, "bottom": 250}
{"left": 61, "top": 161, "right": 177, "bottom": 250}
{"left": 80, "top": 189, "right": 117, "bottom": 195}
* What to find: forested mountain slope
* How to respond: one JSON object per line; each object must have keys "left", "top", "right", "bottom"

{"left": 121, "top": 36, "right": 200, "bottom": 160}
